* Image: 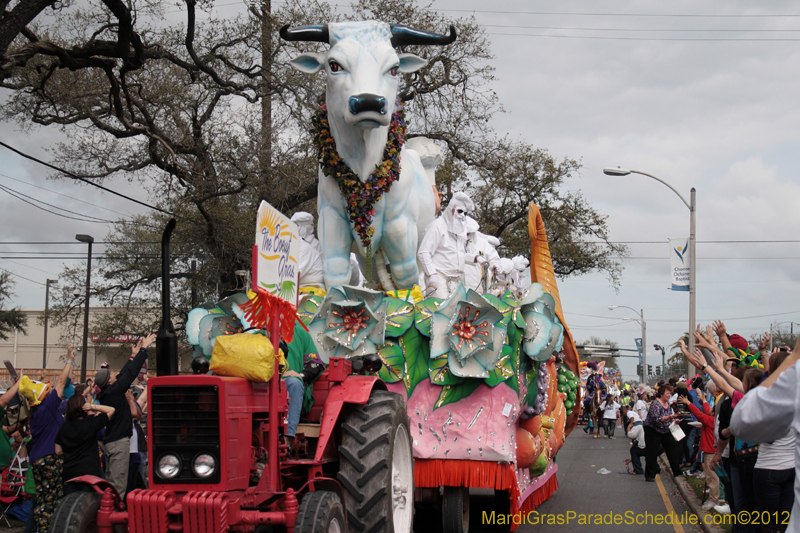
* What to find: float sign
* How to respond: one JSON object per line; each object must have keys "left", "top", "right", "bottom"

{"left": 669, "top": 237, "right": 691, "bottom": 292}
{"left": 255, "top": 200, "right": 299, "bottom": 303}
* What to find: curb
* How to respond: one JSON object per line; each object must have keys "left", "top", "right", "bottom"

{"left": 658, "top": 455, "right": 716, "bottom": 533}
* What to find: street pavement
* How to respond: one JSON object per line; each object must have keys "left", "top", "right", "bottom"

{"left": 467, "top": 425, "right": 703, "bottom": 533}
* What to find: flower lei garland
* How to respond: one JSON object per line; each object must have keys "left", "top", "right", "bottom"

{"left": 311, "top": 96, "right": 407, "bottom": 279}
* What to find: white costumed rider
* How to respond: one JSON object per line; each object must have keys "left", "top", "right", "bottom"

{"left": 464, "top": 218, "right": 501, "bottom": 293}
{"left": 417, "top": 191, "right": 474, "bottom": 299}
{"left": 291, "top": 211, "right": 325, "bottom": 289}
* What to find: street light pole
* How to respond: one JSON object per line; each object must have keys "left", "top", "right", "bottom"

{"left": 689, "top": 188, "right": 696, "bottom": 355}
{"left": 42, "top": 279, "right": 58, "bottom": 369}
{"left": 76, "top": 234, "right": 94, "bottom": 382}
{"left": 609, "top": 305, "right": 646, "bottom": 384}
{"left": 603, "top": 167, "right": 698, "bottom": 372}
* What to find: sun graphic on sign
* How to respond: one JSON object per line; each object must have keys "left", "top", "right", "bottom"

{"left": 259, "top": 209, "right": 280, "bottom": 237}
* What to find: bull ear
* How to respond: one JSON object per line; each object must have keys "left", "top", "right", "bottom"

{"left": 289, "top": 53, "right": 325, "bottom": 74}
{"left": 398, "top": 53, "right": 427, "bottom": 73}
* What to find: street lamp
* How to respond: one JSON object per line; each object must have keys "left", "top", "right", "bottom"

{"left": 603, "top": 167, "right": 697, "bottom": 363}
{"left": 609, "top": 305, "right": 646, "bottom": 383}
{"left": 42, "top": 279, "right": 58, "bottom": 369}
{"left": 75, "top": 234, "right": 94, "bottom": 382}
{"left": 653, "top": 344, "right": 666, "bottom": 380}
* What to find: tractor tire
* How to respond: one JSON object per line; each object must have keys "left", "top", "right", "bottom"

{"left": 47, "top": 490, "right": 102, "bottom": 533}
{"left": 442, "top": 486, "right": 470, "bottom": 533}
{"left": 296, "top": 491, "right": 346, "bottom": 533}
{"left": 338, "top": 390, "right": 413, "bottom": 533}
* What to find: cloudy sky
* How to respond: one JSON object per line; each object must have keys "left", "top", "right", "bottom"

{"left": 1, "top": 0, "right": 799, "bottom": 380}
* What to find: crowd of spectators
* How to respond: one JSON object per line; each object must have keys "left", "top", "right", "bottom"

{"left": 0, "top": 333, "right": 155, "bottom": 532}
{"left": 610, "top": 320, "right": 799, "bottom": 533}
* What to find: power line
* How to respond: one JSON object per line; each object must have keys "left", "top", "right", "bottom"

{"left": 0, "top": 183, "right": 114, "bottom": 223}
{"left": 0, "top": 258, "right": 58, "bottom": 277}
{"left": 0, "top": 184, "right": 115, "bottom": 224}
{"left": 487, "top": 32, "right": 800, "bottom": 41}
{"left": 0, "top": 140, "right": 173, "bottom": 216}
{"left": 566, "top": 310, "right": 800, "bottom": 323}
{"left": 483, "top": 24, "right": 800, "bottom": 33}
{"left": 0, "top": 172, "right": 134, "bottom": 218}
{"left": 434, "top": 8, "right": 800, "bottom": 18}
{"left": 0, "top": 242, "right": 160, "bottom": 245}
{"left": 0, "top": 267, "right": 44, "bottom": 286}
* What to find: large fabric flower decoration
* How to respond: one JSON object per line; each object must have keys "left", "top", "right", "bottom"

{"left": 429, "top": 283, "right": 507, "bottom": 379}
{"left": 519, "top": 284, "right": 564, "bottom": 361}
{"left": 307, "top": 286, "right": 387, "bottom": 362}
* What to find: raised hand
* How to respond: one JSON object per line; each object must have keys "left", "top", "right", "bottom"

{"left": 712, "top": 320, "right": 727, "bottom": 339}
{"left": 757, "top": 332, "right": 770, "bottom": 351}
{"left": 704, "top": 325, "right": 715, "bottom": 344}
{"left": 141, "top": 333, "right": 157, "bottom": 350}
{"left": 693, "top": 330, "right": 714, "bottom": 350}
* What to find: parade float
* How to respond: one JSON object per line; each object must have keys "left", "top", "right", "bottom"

{"left": 72, "top": 18, "right": 584, "bottom": 533}
{"left": 183, "top": 201, "right": 582, "bottom": 533}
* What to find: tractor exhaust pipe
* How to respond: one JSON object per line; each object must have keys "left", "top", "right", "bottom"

{"left": 156, "top": 219, "right": 179, "bottom": 376}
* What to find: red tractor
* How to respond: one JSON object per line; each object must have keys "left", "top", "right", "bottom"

{"left": 49, "top": 220, "right": 414, "bottom": 533}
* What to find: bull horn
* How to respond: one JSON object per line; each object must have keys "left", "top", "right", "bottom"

{"left": 279, "top": 24, "right": 330, "bottom": 43}
{"left": 390, "top": 24, "right": 457, "bottom": 47}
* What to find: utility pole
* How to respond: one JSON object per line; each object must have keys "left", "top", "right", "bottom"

{"left": 42, "top": 279, "right": 58, "bottom": 368}
{"left": 260, "top": 0, "right": 273, "bottom": 184}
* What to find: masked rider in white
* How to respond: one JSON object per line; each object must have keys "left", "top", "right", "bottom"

{"left": 464, "top": 218, "right": 501, "bottom": 293}
{"left": 511, "top": 255, "right": 530, "bottom": 296}
{"left": 291, "top": 212, "right": 325, "bottom": 290}
{"left": 418, "top": 192, "right": 474, "bottom": 299}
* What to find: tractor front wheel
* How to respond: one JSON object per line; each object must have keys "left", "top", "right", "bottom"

{"left": 296, "top": 491, "right": 345, "bottom": 533}
{"left": 47, "top": 491, "right": 102, "bottom": 533}
{"left": 338, "top": 390, "right": 414, "bottom": 533}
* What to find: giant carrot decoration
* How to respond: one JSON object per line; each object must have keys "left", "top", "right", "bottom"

{"left": 527, "top": 203, "right": 581, "bottom": 435}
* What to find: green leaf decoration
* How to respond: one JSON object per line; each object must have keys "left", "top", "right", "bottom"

{"left": 507, "top": 323, "right": 526, "bottom": 379}
{"left": 414, "top": 297, "right": 441, "bottom": 337}
{"left": 428, "top": 351, "right": 465, "bottom": 387}
{"left": 501, "top": 289, "right": 520, "bottom": 309}
{"left": 384, "top": 297, "right": 415, "bottom": 337}
{"left": 297, "top": 295, "right": 323, "bottom": 325}
{"left": 400, "top": 326, "right": 430, "bottom": 397}
{"left": 485, "top": 344, "right": 516, "bottom": 389}
{"left": 524, "top": 362, "right": 540, "bottom": 407}
{"left": 434, "top": 378, "right": 482, "bottom": 410}
{"left": 376, "top": 341, "right": 405, "bottom": 383}
{"left": 482, "top": 294, "right": 512, "bottom": 329}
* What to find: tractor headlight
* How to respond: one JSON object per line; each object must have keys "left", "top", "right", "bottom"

{"left": 192, "top": 453, "right": 216, "bottom": 478}
{"left": 157, "top": 453, "right": 181, "bottom": 479}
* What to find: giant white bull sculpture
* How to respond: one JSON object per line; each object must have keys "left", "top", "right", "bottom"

{"left": 281, "top": 21, "right": 456, "bottom": 289}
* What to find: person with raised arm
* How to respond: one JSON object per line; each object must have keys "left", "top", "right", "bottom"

{"left": 27, "top": 345, "right": 74, "bottom": 532}
{"left": 94, "top": 333, "right": 156, "bottom": 501}
{"left": 730, "top": 337, "right": 800, "bottom": 533}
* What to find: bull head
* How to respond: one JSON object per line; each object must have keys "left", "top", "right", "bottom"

{"left": 282, "top": 21, "right": 457, "bottom": 129}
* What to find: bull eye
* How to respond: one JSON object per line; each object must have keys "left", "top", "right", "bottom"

{"left": 329, "top": 60, "right": 342, "bottom": 73}
{"left": 389, "top": 65, "right": 399, "bottom": 76}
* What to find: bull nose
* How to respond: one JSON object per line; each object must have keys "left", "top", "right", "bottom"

{"left": 349, "top": 94, "right": 387, "bottom": 115}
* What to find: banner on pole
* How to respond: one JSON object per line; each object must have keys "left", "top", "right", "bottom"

{"left": 255, "top": 200, "right": 300, "bottom": 303}
{"left": 635, "top": 338, "right": 643, "bottom": 365}
{"left": 669, "top": 237, "right": 691, "bottom": 292}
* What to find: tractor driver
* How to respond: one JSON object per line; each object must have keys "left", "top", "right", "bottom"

{"left": 280, "top": 320, "right": 325, "bottom": 451}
